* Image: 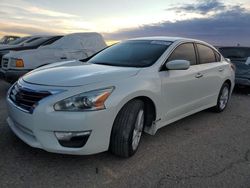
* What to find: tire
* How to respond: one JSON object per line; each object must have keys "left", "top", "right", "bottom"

{"left": 110, "top": 100, "right": 145, "bottom": 157}
{"left": 212, "top": 82, "right": 230, "bottom": 112}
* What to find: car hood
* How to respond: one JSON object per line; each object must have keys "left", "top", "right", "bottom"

{"left": 4, "top": 48, "right": 47, "bottom": 58}
{"left": 22, "top": 60, "right": 141, "bottom": 87}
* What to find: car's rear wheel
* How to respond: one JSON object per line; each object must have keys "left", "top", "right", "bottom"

{"left": 110, "top": 100, "right": 145, "bottom": 157}
{"left": 212, "top": 82, "right": 230, "bottom": 112}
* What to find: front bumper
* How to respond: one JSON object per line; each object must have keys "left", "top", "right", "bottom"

{"left": 0, "top": 69, "right": 29, "bottom": 83}
{"left": 6, "top": 95, "right": 116, "bottom": 155}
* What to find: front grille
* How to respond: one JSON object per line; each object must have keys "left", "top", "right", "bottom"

{"left": 2, "top": 58, "right": 8, "bottom": 68}
{"left": 9, "top": 84, "right": 51, "bottom": 113}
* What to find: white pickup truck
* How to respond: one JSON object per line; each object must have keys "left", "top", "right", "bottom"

{"left": 0, "top": 33, "right": 107, "bottom": 82}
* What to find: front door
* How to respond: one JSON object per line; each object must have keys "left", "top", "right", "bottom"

{"left": 160, "top": 43, "right": 205, "bottom": 122}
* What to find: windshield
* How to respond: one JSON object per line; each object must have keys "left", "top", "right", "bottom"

{"left": 89, "top": 40, "right": 172, "bottom": 67}
{"left": 219, "top": 47, "right": 250, "bottom": 59}
{"left": 23, "top": 37, "right": 51, "bottom": 46}
{"left": 8, "top": 37, "right": 30, "bottom": 45}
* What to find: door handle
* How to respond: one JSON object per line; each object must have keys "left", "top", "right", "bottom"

{"left": 195, "top": 73, "right": 203, "bottom": 78}
{"left": 60, "top": 57, "right": 67, "bottom": 60}
{"left": 218, "top": 68, "right": 224, "bottom": 72}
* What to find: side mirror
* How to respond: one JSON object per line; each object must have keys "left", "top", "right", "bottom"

{"left": 166, "top": 60, "right": 190, "bottom": 70}
{"left": 246, "top": 57, "right": 250, "bottom": 65}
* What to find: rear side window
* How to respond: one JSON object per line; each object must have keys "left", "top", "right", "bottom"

{"left": 197, "top": 44, "right": 216, "bottom": 64}
{"left": 214, "top": 51, "right": 221, "bottom": 62}
{"left": 168, "top": 43, "right": 196, "bottom": 65}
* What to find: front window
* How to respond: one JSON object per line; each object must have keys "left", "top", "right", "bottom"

{"left": 167, "top": 43, "right": 197, "bottom": 65}
{"left": 89, "top": 40, "right": 172, "bottom": 67}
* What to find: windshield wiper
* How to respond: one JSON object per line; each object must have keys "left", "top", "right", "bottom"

{"left": 94, "top": 62, "right": 116, "bottom": 66}
{"left": 92, "top": 61, "right": 146, "bottom": 68}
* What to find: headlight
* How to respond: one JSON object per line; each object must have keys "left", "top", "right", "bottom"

{"left": 54, "top": 87, "right": 114, "bottom": 111}
{"left": 10, "top": 58, "right": 24, "bottom": 67}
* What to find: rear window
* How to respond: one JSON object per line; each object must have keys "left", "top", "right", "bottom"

{"left": 214, "top": 51, "right": 221, "bottom": 62}
{"left": 197, "top": 44, "right": 216, "bottom": 64}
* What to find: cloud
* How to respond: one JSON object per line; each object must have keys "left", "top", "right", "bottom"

{"left": 0, "top": 4, "right": 77, "bottom": 20}
{"left": 0, "top": 22, "right": 63, "bottom": 36}
{"left": 0, "top": 0, "right": 249, "bottom": 46}
{"left": 105, "top": 2, "right": 250, "bottom": 46}
{"left": 166, "top": 0, "right": 226, "bottom": 14}
{"left": 27, "top": 6, "right": 76, "bottom": 18}
{"left": 0, "top": 1, "right": 95, "bottom": 37}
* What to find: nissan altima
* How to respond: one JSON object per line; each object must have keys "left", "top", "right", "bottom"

{"left": 6, "top": 37, "right": 235, "bottom": 157}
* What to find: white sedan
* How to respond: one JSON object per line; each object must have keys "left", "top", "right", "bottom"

{"left": 6, "top": 37, "right": 235, "bottom": 157}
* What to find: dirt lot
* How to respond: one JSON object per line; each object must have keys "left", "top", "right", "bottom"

{"left": 0, "top": 80, "right": 250, "bottom": 188}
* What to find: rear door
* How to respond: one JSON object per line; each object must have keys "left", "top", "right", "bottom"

{"left": 195, "top": 43, "right": 226, "bottom": 105}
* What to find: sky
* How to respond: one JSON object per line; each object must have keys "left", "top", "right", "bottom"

{"left": 0, "top": 0, "right": 250, "bottom": 46}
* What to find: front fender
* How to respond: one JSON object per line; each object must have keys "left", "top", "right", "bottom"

{"left": 104, "top": 75, "right": 163, "bottom": 123}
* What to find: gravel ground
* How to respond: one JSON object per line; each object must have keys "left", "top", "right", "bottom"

{"left": 0, "top": 80, "right": 250, "bottom": 188}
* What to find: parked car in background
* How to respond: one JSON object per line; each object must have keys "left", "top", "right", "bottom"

{"left": 0, "top": 36, "right": 20, "bottom": 45}
{"left": 0, "top": 35, "right": 63, "bottom": 82}
{"left": 1, "top": 33, "right": 106, "bottom": 83}
{"left": 0, "top": 36, "right": 31, "bottom": 48}
{"left": 219, "top": 47, "right": 250, "bottom": 87}
{"left": 0, "top": 36, "right": 62, "bottom": 65}
{"left": 6, "top": 37, "right": 235, "bottom": 157}
{"left": 0, "top": 36, "right": 58, "bottom": 50}
{"left": 1, "top": 36, "right": 31, "bottom": 46}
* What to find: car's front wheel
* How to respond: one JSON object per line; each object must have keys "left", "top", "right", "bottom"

{"left": 212, "top": 82, "right": 230, "bottom": 112}
{"left": 110, "top": 99, "right": 145, "bottom": 157}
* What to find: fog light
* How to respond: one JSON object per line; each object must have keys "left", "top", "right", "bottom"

{"left": 55, "top": 131, "right": 91, "bottom": 148}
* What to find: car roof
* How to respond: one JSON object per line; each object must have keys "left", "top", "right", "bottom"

{"left": 126, "top": 36, "right": 218, "bottom": 51}
{"left": 127, "top": 36, "right": 204, "bottom": 43}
